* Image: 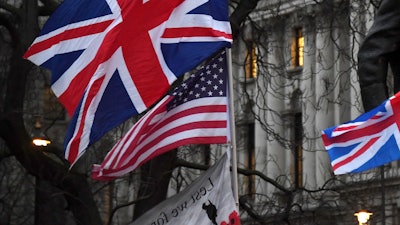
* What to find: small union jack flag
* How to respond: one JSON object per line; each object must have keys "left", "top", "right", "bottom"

{"left": 24, "top": 0, "right": 232, "bottom": 165}
{"left": 322, "top": 92, "right": 400, "bottom": 175}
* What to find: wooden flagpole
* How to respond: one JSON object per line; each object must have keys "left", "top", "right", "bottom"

{"left": 226, "top": 48, "right": 240, "bottom": 207}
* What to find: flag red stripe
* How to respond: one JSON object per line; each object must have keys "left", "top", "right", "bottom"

{"left": 23, "top": 20, "right": 113, "bottom": 58}
{"left": 150, "top": 104, "right": 227, "bottom": 130}
{"left": 128, "top": 121, "right": 227, "bottom": 162}
{"left": 332, "top": 137, "right": 379, "bottom": 171}
{"left": 117, "top": 126, "right": 226, "bottom": 169}
{"left": 333, "top": 125, "right": 358, "bottom": 132}
{"left": 162, "top": 27, "right": 232, "bottom": 39}
{"left": 67, "top": 75, "right": 105, "bottom": 163}
{"left": 59, "top": 53, "right": 110, "bottom": 116}
{"left": 332, "top": 115, "right": 384, "bottom": 134}
{"left": 323, "top": 114, "right": 398, "bottom": 144}
{"left": 96, "top": 101, "right": 227, "bottom": 178}
{"left": 103, "top": 96, "right": 173, "bottom": 167}
{"left": 92, "top": 136, "right": 226, "bottom": 181}
{"left": 371, "top": 115, "right": 384, "bottom": 119}
{"left": 114, "top": 106, "right": 227, "bottom": 168}
{"left": 321, "top": 133, "right": 332, "bottom": 147}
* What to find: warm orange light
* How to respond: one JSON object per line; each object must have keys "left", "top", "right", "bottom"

{"left": 291, "top": 27, "right": 304, "bottom": 68}
{"left": 354, "top": 210, "right": 373, "bottom": 224}
{"left": 32, "top": 116, "right": 51, "bottom": 147}
{"left": 32, "top": 138, "right": 51, "bottom": 147}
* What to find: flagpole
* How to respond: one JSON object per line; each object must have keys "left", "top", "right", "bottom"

{"left": 226, "top": 48, "right": 240, "bottom": 208}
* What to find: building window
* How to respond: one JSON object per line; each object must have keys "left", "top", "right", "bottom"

{"left": 245, "top": 42, "right": 257, "bottom": 79}
{"left": 246, "top": 123, "right": 255, "bottom": 194}
{"left": 293, "top": 112, "right": 303, "bottom": 188}
{"left": 290, "top": 89, "right": 303, "bottom": 188}
{"left": 291, "top": 27, "right": 304, "bottom": 68}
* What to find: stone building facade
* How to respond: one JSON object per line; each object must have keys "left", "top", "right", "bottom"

{"left": 231, "top": 0, "right": 400, "bottom": 224}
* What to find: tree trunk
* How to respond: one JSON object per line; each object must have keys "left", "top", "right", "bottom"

{"left": 230, "top": 0, "right": 260, "bottom": 38}
{"left": 0, "top": 1, "right": 103, "bottom": 224}
{"left": 35, "top": 179, "right": 67, "bottom": 225}
{"left": 133, "top": 150, "right": 177, "bottom": 220}
{"left": 0, "top": 113, "right": 103, "bottom": 225}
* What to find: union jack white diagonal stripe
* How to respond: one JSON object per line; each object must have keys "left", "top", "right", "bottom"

{"left": 92, "top": 50, "right": 228, "bottom": 180}
{"left": 322, "top": 92, "right": 400, "bottom": 174}
{"left": 24, "top": 0, "right": 232, "bottom": 165}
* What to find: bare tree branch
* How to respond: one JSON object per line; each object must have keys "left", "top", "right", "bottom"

{"left": 230, "top": 0, "right": 260, "bottom": 38}
{"left": 175, "top": 158, "right": 290, "bottom": 194}
{"left": 0, "top": 10, "right": 19, "bottom": 47}
{"left": 39, "top": 0, "right": 60, "bottom": 16}
{"left": 0, "top": 1, "right": 19, "bottom": 16}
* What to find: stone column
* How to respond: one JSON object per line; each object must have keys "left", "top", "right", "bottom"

{"left": 314, "top": 15, "right": 335, "bottom": 188}
{"left": 300, "top": 18, "right": 317, "bottom": 189}
{"left": 264, "top": 24, "right": 286, "bottom": 193}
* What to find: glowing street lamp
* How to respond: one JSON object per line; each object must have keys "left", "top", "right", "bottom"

{"left": 32, "top": 116, "right": 51, "bottom": 147}
{"left": 32, "top": 137, "right": 51, "bottom": 147}
{"left": 354, "top": 210, "right": 373, "bottom": 225}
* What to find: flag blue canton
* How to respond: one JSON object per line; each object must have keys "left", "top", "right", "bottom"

{"left": 169, "top": 51, "right": 227, "bottom": 110}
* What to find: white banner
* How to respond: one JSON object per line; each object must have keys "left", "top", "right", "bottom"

{"left": 129, "top": 152, "right": 240, "bottom": 225}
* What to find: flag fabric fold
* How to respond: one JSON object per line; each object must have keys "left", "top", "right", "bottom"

{"left": 128, "top": 152, "right": 241, "bottom": 225}
{"left": 322, "top": 91, "right": 400, "bottom": 175}
{"left": 92, "top": 50, "right": 229, "bottom": 180}
{"left": 23, "top": 0, "right": 232, "bottom": 165}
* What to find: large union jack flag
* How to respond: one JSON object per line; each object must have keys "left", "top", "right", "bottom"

{"left": 92, "top": 50, "right": 228, "bottom": 180}
{"left": 322, "top": 92, "right": 400, "bottom": 175}
{"left": 24, "top": 0, "right": 232, "bottom": 165}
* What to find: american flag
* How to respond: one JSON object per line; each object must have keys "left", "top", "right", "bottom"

{"left": 92, "top": 50, "right": 229, "bottom": 180}
{"left": 23, "top": 0, "right": 232, "bottom": 165}
{"left": 322, "top": 92, "right": 400, "bottom": 175}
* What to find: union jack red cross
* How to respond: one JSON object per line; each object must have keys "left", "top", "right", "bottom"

{"left": 24, "top": 0, "right": 232, "bottom": 165}
{"left": 322, "top": 92, "right": 400, "bottom": 174}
